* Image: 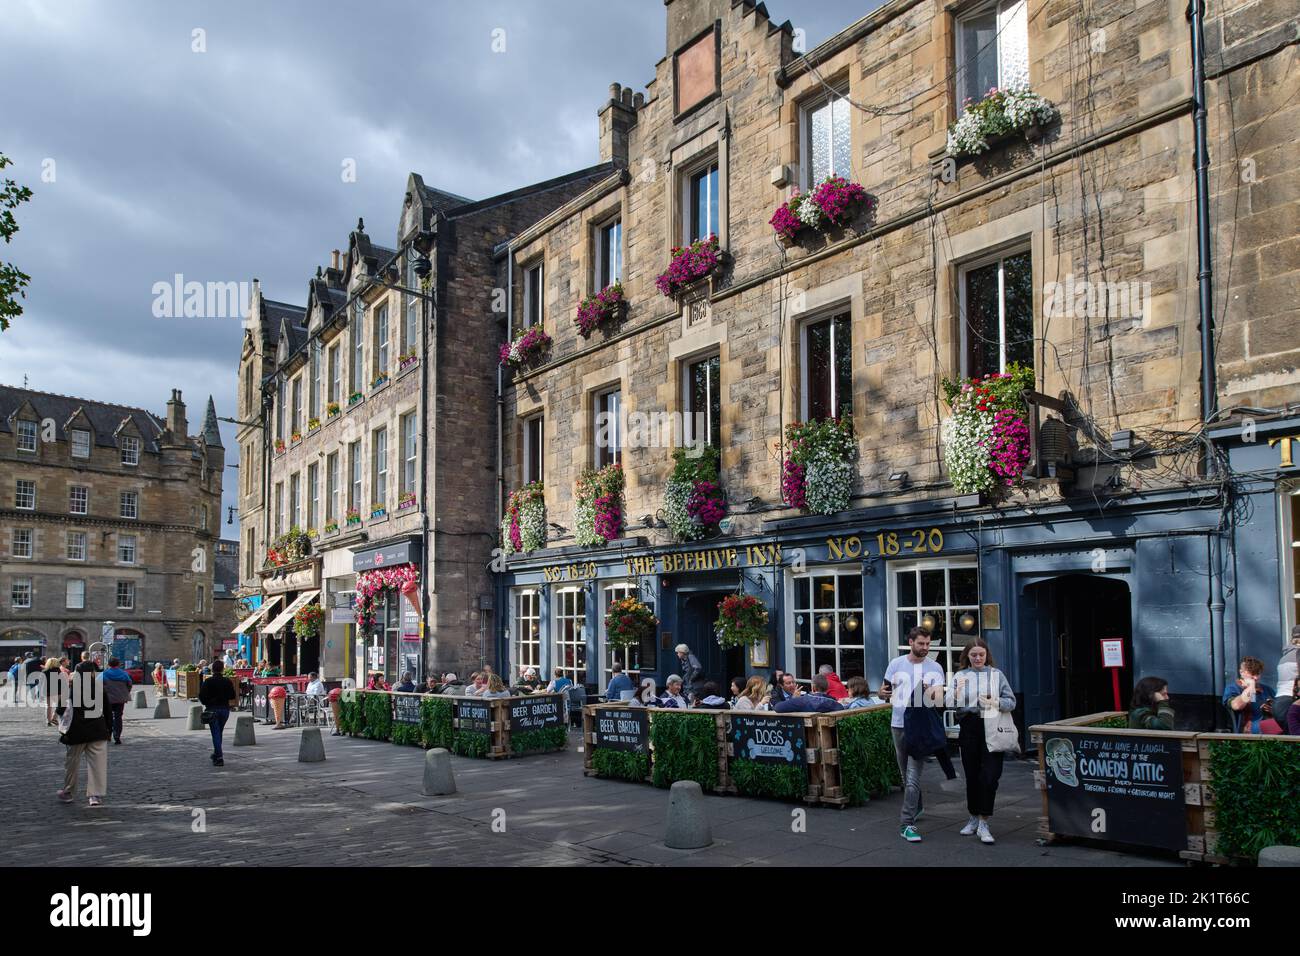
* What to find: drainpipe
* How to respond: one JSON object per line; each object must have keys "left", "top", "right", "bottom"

{"left": 420, "top": 238, "right": 432, "bottom": 686}
{"left": 1189, "top": 0, "right": 1227, "bottom": 705}
{"left": 493, "top": 245, "right": 512, "bottom": 674}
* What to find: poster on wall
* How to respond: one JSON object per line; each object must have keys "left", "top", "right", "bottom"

{"left": 592, "top": 707, "right": 649, "bottom": 752}
{"left": 730, "top": 715, "right": 807, "bottom": 766}
{"left": 1043, "top": 729, "right": 1186, "bottom": 851}
{"left": 507, "top": 693, "right": 562, "bottom": 732}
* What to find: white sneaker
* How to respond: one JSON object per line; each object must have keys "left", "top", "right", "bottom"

{"left": 960, "top": 816, "right": 979, "bottom": 836}
{"left": 977, "top": 821, "right": 995, "bottom": 844}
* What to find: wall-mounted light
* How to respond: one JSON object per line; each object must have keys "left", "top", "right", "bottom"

{"left": 889, "top": 470, "right": 910, "bottom": 489}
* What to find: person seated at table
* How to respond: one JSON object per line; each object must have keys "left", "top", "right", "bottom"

{"left": 464, "top": 671, "right": 489, "bottom": 696}
{"left": 1223, "top": 656, "right": 1276, "bottom": 734}
{"left": 437, "top": 672, "right": 463, "bottom": 694}
{"left": 657, "top": 675, "right": 689, "bottom": 709}
{"left": 732, "top": 676, "right": 771, "bottom": 711}
{"left": 692, "top": 681, "right": 729, "bottom": 710}
{"left": 1129, "top": 676, "right": 1174, "bottom": 730}
{"left": 774, "top": 673, "right": 843, "bottom": 713}
{"left": 365, "top": 672, "right": 389, "bottom": 691}
{"left": 393, "top": 671, "right": 416, "bottom": 693}
{"left": 627, "top": 678, "right": 658, "bottom": 708}
{"left": 605, "top": 663, "right": 634, "bottom": 702}
{"left": 842, "top": 675, "right": 886, "bottom": 709}
{"left": 305, "top": 672, "right": 327, "bottom": 696}
{"left": 518, "top": 667, "right": 543, "bottom": 693}
{"left": 482, "top": 674, "right": 511, "bottom": 699}
{"left": 1287, "top": 679, "right": 1300, "bottom": 736}
{"left": 545, "top": 668, "right": 573, "bottom": 694}
{"left": 422, "top": 675, "right": 441, "bottom": 695}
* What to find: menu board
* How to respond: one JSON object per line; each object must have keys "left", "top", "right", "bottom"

{"left": 1043, "top": 730, "right": 1186, "bottom": 851}
{"left": 593, "top": 707, "right": 649, "bottom": 753}
{"left": 507, "top": 693, "right": 562, "bottom": 732}
{"left": 252, "top": 683, "right": 270, "bottom": 721}
{"left": 455, "top": 698, "right": 492, "bottom": 735}
{"left": 393, "top": 694, "right": 422, "bottom": 725}
{"left": 730, "top": 715, "right": 806, "bottom": 766}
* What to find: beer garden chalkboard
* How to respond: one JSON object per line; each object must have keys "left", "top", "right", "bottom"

{"left": 593, "top": 707, "right": 649, "bottom": 753}
{"left": 393, "top": 694, "right": 422, "bottom": 725}
{"left": 1042, "top": 729, "right": 1186, "bottom": 851}
{"left": 455, "top": 698, "right": 492, "bottom": 735}
{"left": 507, "top": 693, "right": 562, "bottom": 732}
{"left": 731, "top": 715, "right": 807, "bottom": 766}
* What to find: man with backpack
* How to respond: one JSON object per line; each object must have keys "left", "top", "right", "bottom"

{"left": 883, "top": 626, "right": 947, "bottom": 844}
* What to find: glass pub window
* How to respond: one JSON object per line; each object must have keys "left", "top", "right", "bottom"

{"left": 514, "top": 589, "right": 541, "bottom": 678}
{"left": 594, "top": 389, "right": 621, "bottom": 468}
{"left": 686, "top": 354, "right": 721, "bottom": 449}
{"left": 598, "top": 220, "right": 622, "bottom": 288}
{"left": 803, "top": 311, "right": 853, "bottom": 422}
{"left": 524, "top": 416, "right": 543, "bottom": 485}
{"left": 689, "top": 163, "right": 719, "bottom": 242}
{"left": 960, "top": 249, "right": 1034, "bottom": 379}
{"left": 554, "top": 587, "right": 587, "bottom": 686}
{"left": 603, "top": 582, "right": 641, "bottom": 678}
{"left": 892, "top": 561, "right": 981, "bottom": 676}
{"left": 957, "top": 0, "right": 1029, "bottom": 106}
{"left": 805, "top": 89, "right": 851, "bottom": 187}
{"left": 791, "top": 570, "right": 865, "bottom": 684}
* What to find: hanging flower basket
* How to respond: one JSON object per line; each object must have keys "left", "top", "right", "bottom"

{"left": 714, "top": 594, "right": 769, "bottom": 648}
{"left": 574, "top": 463, "right": 624, "bottom": 546}
{"left": 606, "top": 596, "right": 659, "bottom": 649}
{"left": 940, "top": 363, "right": 1035, "bottom": 494}
{"left": 781, "top": 417, "right": 856, "bottom": 515}
{"left": 770, "top": 175, "right": 873, "bottom": 243}
{"left": 502, "top": 482, "right": 547, "bottom": 555}
{"left": 575, "top": 283, "right": 626, "bottom": 338}
{"left": 946, "top": 85, "right": 1057, "bottom": 158}
{"left": 293, "top": 603, "right": 325, "bottom": 640}
{"left": 655, "top": 235, "right": 721, "bottom": 298}
{"left": 264, "top": 527, "right": 311, "bottom": 568}
{"left": 500, "top": 325, "right": 552, "bottom": 369}
{"left": 355, "top": 564, "right": 418, "bottom": 632}
{"left": 663, "top": 445, "right": 725, "bottom": 541}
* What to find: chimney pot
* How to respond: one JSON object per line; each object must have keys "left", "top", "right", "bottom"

{"left": 609, "top": 82, "right": 622, "bottom": 102}
{"left": 621, "top": 87, "right": 633, "bottom": 107}
{"left": 633, "top": 92, "right": 645, "bottom": 109}
{"left": 331, "top": 250, "right": 341, "bottom": 270}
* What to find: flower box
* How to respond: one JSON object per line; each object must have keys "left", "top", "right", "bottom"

{"left": 274, "top": 438, "right": 286, "bottom": 455}
{"left": 291, "top": 432, "right": 302, "bottom": 444}
{"left": 781, "top": 417, "right": 856, "bottom": 515}
{"left": 655, "top": 235, "right": 723, "bottom": 298}
{"left": 946, "top": 85, "right": 1057, "bottom": 159}
{"left": 770, "top": 175, "right": 873, "bottom": 244}
{"left": 396, "top": 493, "right": 418, "bottom": 511}
{"left": 575, "top": 283, "right": 626, "bottom": 338}
{"left": 306, "top": 528, "right": 319, "bottom": 540}
{"left": 500, "top": 325, "right": 552, "bottom": 369}
{"left": 370, "top": 505, "right": 387, "bottom": 520}
{"left": 370, "top": 373, "right": 390, "bottom": 390}
{"left": 940, "top": 364, "right": 1035, "bottom": 495}
{"left": 398, "top": 351, "right": 419, "bottom": 372}
{"left": 323, "top": 521, "right": 339, "bottom": 534}
{"left": 307, "top": 417, "right": 321, "bottom": 432}
{"left": 348, "top": 392, "right": 364, "bottom": 407}
{"left": 345, "top": 509, "right": 362, "bottom": 526}
{"left": 326, "top": 402, "right": 342, "bottom": 418}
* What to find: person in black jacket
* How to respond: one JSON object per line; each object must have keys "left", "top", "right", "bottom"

{"left": 57, "top": 662, "right": 110, "bottom": 807}
{"left": 199, "top": 660, "right": 238, "bottom": 767}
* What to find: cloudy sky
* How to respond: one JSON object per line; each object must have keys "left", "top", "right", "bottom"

{"left": 1, "top": 0, "right": 879, "bottom": 534}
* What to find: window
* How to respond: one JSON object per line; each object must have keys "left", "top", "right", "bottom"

{"left": 309, "top": 343, "right": 321, "bottom": 419}
{"left": 603, "top": 581, "right": 655, "bottom": 681}
{"left": 374, "top": 303, "right": 390, "bottom": 376}
{"left": 12, "top": 529, "right": 32, "bottom": 559}
{"left": 118, "top": 534, "right": 137, "bottom": 565}
{"left": 289, "top": 472, "right": 300, "bottom": 528}
{"left": 960, "top": 249, "right": 1034, "bottom": 379}
{"left": 596, "top": 219, "right": 622, "bottom": 288}
{"left": 68, "top": 485, "right": 87, "bottom": 515}
{"left": 956, "top": 0, "right": 1029, "bottom": 107}
{"left": 245, "top": 528, "right": 255, "bottom": 579}
{"left": 328, "top": 343, "right": 341, "bottom": 405}
{"left": 273, "top": 482, "right": 283, "bottom": 536}
{"left": 1281, "top": 482, "right": 1300, "bottom": 634}
{"left": 685, "top": 353, "right": 721, "bottom": 449}
{"left": 116, "top": 581, "right": 135, "bottom": 610}
{"left": 120, "top": 491, "right": 138, "bottom": 519}
{"left": 275, "top": 379, "right": 285, "bottom": 441}
{"left": 802, "top": 311, "right": 853, "bottom": 421}
{"left": 244, "top": 363, "right": 253, "bottom": 417}
{"left": 66, "top": 579, "right": 85, "bottom": 610}
{"left": 404, "top": 256, "right": 420, "bottom": 353}
{"left": 348, "top": 441, "right": 362, "bottom": 512}
{"left": 326, "top": 452, "right": 339, "bottom": 523}
{"left": 121, "top": 436, "right": 140, "bottom": 466}
{"left": 890, "top": 559, "right": 980, "bottom": 676}
{"left": 196, "top": 585, "right": 205, "bottom": 614}
{"left": 291, "top": 376, "right": 302, "bottom": 436}
{"left": 307, "top": 463, "right": 319, "bottom": 530}
{"left": 689, "top": 162, "right": 719, "bottom": 242}
{"left": 12, "top": 578, "right": 32, "bottom": 609}
{"left": 67, "top": 531, "right": 86, "bottom": 562}
{"left": 523, "top": 416, "right": 543, "bottom": 485}
{"left": 400, "top": 412, "right": 417, "bottom": 497}
{"left": 200, "top": 504, "right": 208, "bottom": 531}
{"left": 351, "top": 300, "right": 365, "bottom": 393}
{"left": 803, "top": 88, "right": 851, "bottom": 187}
{"left": 523, "top": 263, "right": 543, "bottom": 330}
{"left": 16, "top": 420, "right": 37, "bottom": 453}
{"left": 790, "top": 569, "right": 866, "bottom": 684}
{"left": 70, "top": 428, "right": 91, "bottom": 459}
{"left": 594, "top": 388, "right": 621, "bottom": 468}
{"left": 15, "top": 479, "right": 35, "bottom": 510}
{"left": 554, "top": 587, "right": 587, "bottom": 686}
{"left": 513, "top": 589, "right": 541, "bottom": 678}
{"left": 372, "top": 428, "right": 388, "bottom": 509}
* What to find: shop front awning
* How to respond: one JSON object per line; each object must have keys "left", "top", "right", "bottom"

{"left": 262, "top": 590, "right": 321, "bottom": 637}
{"left": 231, "top": 595, "right": 283, "bottom": 636}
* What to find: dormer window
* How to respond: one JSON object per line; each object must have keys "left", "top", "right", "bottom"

{"left": 15, "top": 420, "right": 37, "bottom": 453}
{"left": 121, "top": 436, "right": 140, "bottom": 467}
{"left": 70, "top": 428, "right": 91, "bottom": 459}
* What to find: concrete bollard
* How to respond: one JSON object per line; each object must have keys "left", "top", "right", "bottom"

{"left": 133, "top": 689, "right": 148, "bottom": 709}
{"left": 422, "top": 748, "right": 457, "bottom": 796}
{"left": 152, "top": 698, "right": 170, "bottom": 719}
{"left": 298, "top": 726, "right": 326, "bottom": 763}
{"left": 1259, "top": 845, "right": 1300, "bottom": 867}
{"left": 664, "top": 780, "right": 713, "bottom": 849}
{"left": 187, "top": 704, "right": 204, "bottom": 730}
{"left": 233, "top": 714, "right": 256, "bottom": 747}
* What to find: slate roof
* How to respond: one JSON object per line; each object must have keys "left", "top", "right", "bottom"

{"left": 262, "top": 299, "right": 305, "bottom": 346}
{"left": 415, "top": 179, "right": 473, "bottom": 217}
{"left": 0, "top": 383, "right": 165, "bottom": 450}
{"left": 202, "top": 396, "right": 223, "bottom": 448}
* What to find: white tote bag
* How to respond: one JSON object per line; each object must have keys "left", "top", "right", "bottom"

{"left": 981, "top": 669, "right": 1021, "bottom": 754}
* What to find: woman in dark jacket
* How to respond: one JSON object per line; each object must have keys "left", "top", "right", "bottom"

{"left": 57, "top": 662, "right": 111, "bottom": 807}
{"left": 198, "top": 660, "right": 238, "bottom": 767}
{"left": 1128, "top": 676, "right": 1175, "bottom": 730}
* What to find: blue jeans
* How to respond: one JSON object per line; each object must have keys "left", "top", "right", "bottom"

{"left": 208, "top": 707, "right": 231, "bottom": 758}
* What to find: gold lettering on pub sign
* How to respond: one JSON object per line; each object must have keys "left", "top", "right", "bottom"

{"left": 1270, "top": 435, "right": 1298, "bottom": 468}
{"left": 543, "top": 561, "right": 598, "bottom": 583}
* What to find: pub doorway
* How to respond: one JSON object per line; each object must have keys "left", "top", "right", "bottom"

{"left": 678, "top": 590, "right": 744, "bottom": 698}
{"left": 1018, "top": 574, "right": 1133, "bottom": 730}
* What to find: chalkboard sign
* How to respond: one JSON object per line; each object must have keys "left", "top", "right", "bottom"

{"left": 730, "top": 715, "right": 806, "bottom": 766}
{"left": 252, "top": 683, "right": 270, "bottom": 721}
{"left": 1043, "top": 730, "right": 1187, "bottom": 851}
{"left": 455, "top": 698, "right": 492, "bottom": 734}
{"left": 393, "top": 694, "right": 422, "bottom": 725}
{"left": 593, "top": 707, "right": 649, "bottom": 753}
{"left": 507, "top": 693, "right": 562, "bottom": 732}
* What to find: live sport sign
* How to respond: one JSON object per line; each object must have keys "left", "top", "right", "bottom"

{"left": 730, "top": 715, "right": 806, "bottom": 766}
{"left": 507, "top": 693, "right": 562, "bottom": 732}
{"left": 455, "top": 698, "right": 491, "bottom": 735}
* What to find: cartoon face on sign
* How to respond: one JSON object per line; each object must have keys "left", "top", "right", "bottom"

{"left": 1045, "top": 738, "right": 1079, "bottom": 788}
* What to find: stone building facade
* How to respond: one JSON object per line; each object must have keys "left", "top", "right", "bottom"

{"left": 0, "top": 385, "right": 223, "bottom": 665}
{"left": 494, "top": 0, "right": 1298, "bottom": 729}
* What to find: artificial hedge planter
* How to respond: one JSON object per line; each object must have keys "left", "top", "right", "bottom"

{"left": 835, "top": 708, "right": 901, "bottom": 806}
{"left": 1205, "top": 738, "right": 1300, "bottom": 859}
{"left": 339, "top": 692, "right": 562, "bottom": 759}
{"left": 730, "top": 759, "right": 806, "bottom": 801}
{"left": 649, "top": 712, "right": 719, "bottom": 790}
{"left": 591, "top": 748, "right": 650, "bottom": 782}
{"left": 362, "top": 691, "right": 393, "bottom": 741}
{"left": 511, "top": 726, "right": 567, "bottom": 755}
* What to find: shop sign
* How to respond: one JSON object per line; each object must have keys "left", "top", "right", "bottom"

{"left": 455, "top": 698, "right": 492, "bottom": 734}
{"left": 507, "top": 693, "right": 562, "bottom": 732}
{"left": 1043, "top": 730, "right": 1186, "bottom": 851}
{"left": 730, "top": 715, "right": 806, "bottom": 766}
{"left": 1269, "top": 435, "right": 1300, "bottom": 468}
{"left": 352, "top": 539, "right": 419, "bottom": 572}
{"left": 828, "top": 527, "right": 944, "bottom": 559}
{"left": 542, "top": 561, "right": 598, "bottom": 583}
{"left": 593, "top": 707, "right": 649, "bottom": 752}
{"left": 393, "top": 694, "right": 421, "bottom": 725}
{"left": 263, "top": 566, "right": 320, "bottom": 594}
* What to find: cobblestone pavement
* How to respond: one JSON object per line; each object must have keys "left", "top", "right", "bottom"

{"left": 0, "top": 688, "right": 1177, "bottom": 867}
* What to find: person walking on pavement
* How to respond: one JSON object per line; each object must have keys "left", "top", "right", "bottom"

{"left": 102, "top": 657, "right": 133, "bottom": 745}
{"left": 25, "top": 652, "right": 45, "bottom": 704}
{"left": 948, "top": 638, "right": 1016, "bottom": 845}
{"left": 56, "top": 661, "right": 110, "bottom": 807}
{"left": 883, "top": 626, "right": 947, "bottom": 843}
{"left": 199, "top": 660, "right": 238, "bottom": 767}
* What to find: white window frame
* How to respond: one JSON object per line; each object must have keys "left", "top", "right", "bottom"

{"left": 374, "top": 303, "right": 390, "bottom": 377}
{"left": 116, "top": 580, "right": 135, "bottom": 611}
{"left": 372, "top": 428, "right": 388, "bottom": 509}
{"left": 683, "top": 157, "right": 720, "bottom": 244}
{"left": 957, "top": 245, "right": 1033, "bottom": 378}
{"left": 12, "top": 578, "right": 32, "bottom": 609}
{"left": 404, "top": 255, "right": 421, "bottom": 353}
{"left": 348, "top": 442, "right": 362, "bottom": 512}
{"left": 12, "top": 528, "right": 32, "bottom": 559}
{"left": 196, "top": 585, "right": 205, "bottom": 614}
{"left": 69, "top": 485, "right": 88, "bottom": 515}
{"left": 799, "top": 308, "right": 853, "bottom": 422}
{"left": 309, "top": 342, "right": 321, "bottom": 419}
{"left": 523, "top": 262, "right": 544, "bottom": 331}
{"left": 351, "top": 301, "right": 365, "bottom": 394}
{"left": 955, "top": 0, "right": 1029, "bottom": 106}
{"left": 273, "top": 482, "right": 284, "bottom": 536}
{"left": 118, "top": 534, "right": 137, "bottom": 565}
{"left": 553, "top": 586, "right": 587, "bottom": 687}
{"left": 512, "top": 588, "right": 542, "bottom": 679}
{"left": 67, "top": 531, "right": 86, "bottom": 562}
{"left": 887, "top": 556, "right": 981, "bottom": 678}
{"left": 307, "top": 463, "right": 319, "bottom": 530}
{"left": 328, "top": 342, "right": 341, "bottom": 405}
{"left": 121, "top": 436, "right": 140, "bottom": 466}
{"left": 326, "top": 452, "right": 339, "bottom": 524}
{"left": 595, "top": 218, "right": 622, "bottom": 288}
{"left": 70, "top": 428, "right": 91, "bottom": 459}
{"left": 785, "top": 566, "right": 867, "bottom": 686}
{"left": 682, "top": 352, "right": 721, "bottom": 449}
{"left": 15, "top": 479, "right": 35, "bottom": 511}
{"left": 800, "top": 84, "right": 852, "bottom": 189}
{"left": 291, "top": 375, "right": 302, "bottom": 436}
{"left": 600, "top": 580, "right": 640, "bottom": 687}
{"left": 120, "top": 490, "right": 138, "bottom": 520}
{"left": 16, "top": 420, "right": 37, "bottom": 453}
{"left": 66, "top": 579, "right": 85, "bottom": 610}
{"left": 289, "top": 472, "right": 300, "bottom": 528}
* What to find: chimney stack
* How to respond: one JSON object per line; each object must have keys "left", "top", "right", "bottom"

{"left": 598, "top": 82, "right": 639, "bottom": 167}
{"left": 331, "top": 249, "right": 341, "bottom": 270}
{"left": 166, "top": 389, "right": 188, "bottom": 440}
